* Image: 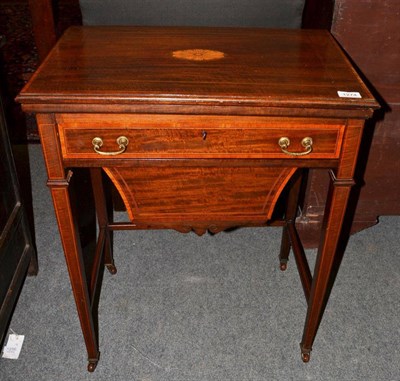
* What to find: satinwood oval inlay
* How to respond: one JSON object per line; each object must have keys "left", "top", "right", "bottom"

{"left": 172, "top": 49, "right": 225, "bottom": 61}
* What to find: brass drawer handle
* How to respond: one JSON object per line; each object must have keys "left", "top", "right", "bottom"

{"left": 278, "top": 137, "right": 313, "bottom": 156}
{"left": 92, "top": 136, "right": 129, "bottom": 156}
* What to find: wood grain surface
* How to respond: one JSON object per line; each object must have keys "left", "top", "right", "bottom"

{"left": 56, "top": 114, "right": 345, "bottom": 160}
{"left": 18, "top": 27, "right": 377, "bottom": 114}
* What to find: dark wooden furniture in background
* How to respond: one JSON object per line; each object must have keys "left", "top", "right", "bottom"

{"left": 18, "top": 26, "right": 378, "bottom": 371}
{"left": 298, "top": 0, "right": 400, "bottom": 242}
{"left": 0, "top": 36, "right": 36, "bottom": 346}
{"left": 28, "top": 0, "right": 57, "bottom": 62}
{"left": 302, "top": 0, "right": 334, "bottom": 30}
{"left": 330, "top": 0, "right": 400, "bottom": 229}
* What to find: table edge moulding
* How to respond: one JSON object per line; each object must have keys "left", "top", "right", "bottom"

{"left": 17, "top": 26, "right": 379, "bottom": 372}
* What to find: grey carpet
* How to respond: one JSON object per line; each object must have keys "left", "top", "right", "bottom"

{"left": 1, "top": 144, "right": 399, "bottom": 380}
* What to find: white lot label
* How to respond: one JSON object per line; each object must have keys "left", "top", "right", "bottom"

{"left": 337, "top": 91, "right": 362, "bottom": 98}
{"left": 2, "top": 334, "right": 25, "bottom": 359}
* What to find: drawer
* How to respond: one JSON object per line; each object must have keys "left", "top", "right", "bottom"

{"left": 56, "top": 114, "right": 346, "bottom": 160}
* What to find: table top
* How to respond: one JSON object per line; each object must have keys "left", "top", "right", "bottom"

{"left": 18, "top": 26, "right": 378, "bottom": 113}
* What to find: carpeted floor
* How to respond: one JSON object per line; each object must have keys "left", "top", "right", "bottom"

{"left": 0, "top": 144, "right": 399, "bottom": 380}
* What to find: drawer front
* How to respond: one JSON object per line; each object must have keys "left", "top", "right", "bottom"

{"left": 57, "top": 114, "right": 345, "bottom": 160}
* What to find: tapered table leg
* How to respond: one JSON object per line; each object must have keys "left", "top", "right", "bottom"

{"left": 37, "top": 114, "right": 99, "bottom": 371}
{"left": 300, "top": 175, "right": 354, "bottom": 360}
{"left": 300, "top": 120, "right": 365, "bottom": 361}
{"left": 50, "top": 175, "right": 100, "bottom": 370}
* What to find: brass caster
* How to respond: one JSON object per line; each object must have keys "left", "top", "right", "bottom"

{"left": 301, "top": 352, "right": 310, "bottom": 363}
{"left": 280, "top": 262, "right": 287, "bottom": 271}
{"left": 106, "top": 264, "right": 117, "bottom": 275}
{"left": 87, "top": 361, "right": 98, "bottom": 372}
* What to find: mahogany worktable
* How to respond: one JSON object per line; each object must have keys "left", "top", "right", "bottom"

{"left": 18, "top": 26, "right": 378, "bottom": 371}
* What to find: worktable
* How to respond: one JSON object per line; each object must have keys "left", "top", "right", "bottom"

{"left": 18, "top": 26, "right": 378, "bottom": 371}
